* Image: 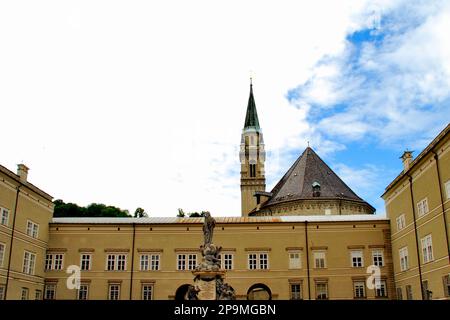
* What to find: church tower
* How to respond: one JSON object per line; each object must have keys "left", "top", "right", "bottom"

{"left": 240, "top": 80, "right": 266, "bottom": 216}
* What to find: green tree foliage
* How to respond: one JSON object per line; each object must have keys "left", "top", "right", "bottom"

{"left": 134, "top": 207, "right": 148, "bottom": 218}
{"left": 177, "top": 208, "right": 185, "bottom": 217}
{"left": 53, "top": 199, "right": 131, "bottom": 218}
{"left": 176, "top": 209, "right": 207, "bottom": 218}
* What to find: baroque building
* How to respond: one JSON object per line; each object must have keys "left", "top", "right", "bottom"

{"left": 0, "top": 83, "right": 448, "bottom": 300}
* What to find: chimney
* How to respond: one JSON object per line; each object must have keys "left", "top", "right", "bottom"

{"left": 17, "top": 164, "right": 29, "bottom": 182}
{"left": 400, "top": 151, "right": 413, "bottom": 172}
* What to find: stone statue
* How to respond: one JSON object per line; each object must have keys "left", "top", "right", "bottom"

{"left": 216, "top": 277, "right": 235, "bottom": 300}
{"left": 186, "top": 285, "right": 200, "bottom": 300}
{"left": 196, "top": 244, "right": 222, "bottom": 271}
{"left": 203, "top": 211, "right": 215, "bottom": 246}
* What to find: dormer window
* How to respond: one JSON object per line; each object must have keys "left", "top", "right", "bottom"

{"left": 312, "top": 181, "right": 321, "bottom": 197}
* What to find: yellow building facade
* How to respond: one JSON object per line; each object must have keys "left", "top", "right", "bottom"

{"left": 0, "top": 164, "right": 54, "bottom": 300}
{"left": 382, "top": 123, "right": 450, "bottom": 300}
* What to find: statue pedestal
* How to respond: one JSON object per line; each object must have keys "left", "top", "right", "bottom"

{"left": 192, "top": 270, "right": 226, "bottom": 300}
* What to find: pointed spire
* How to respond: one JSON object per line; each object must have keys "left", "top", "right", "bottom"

{"left": 244, "top": 79, "right": 260, "bottom": 130}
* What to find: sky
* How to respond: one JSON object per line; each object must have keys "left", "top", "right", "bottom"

{"left": 1, "top": 0, "right": 449, "bottom": 217}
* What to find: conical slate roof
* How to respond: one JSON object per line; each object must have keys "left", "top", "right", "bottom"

{"left": 261, "top": 147, "right": 373, "bottom": 210}
{"left": 243, "top": 83, "right": 260, "bottom": 130}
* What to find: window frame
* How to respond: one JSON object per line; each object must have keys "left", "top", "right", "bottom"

{"left": 26, "top": 220, "right": 39, "bottom": 238}
{"left": 353, "top": 281, "right": 366, "bottom": 299}
{"left": 396, "top": 214, "right": 406, "bottom": 231}
{"left": 77, "top": 284, "right": 89, "bottom": 300}
{"left": 375, "top": 280, "right": 388, "bottom": 298}
{"left": 106, "top": 253, "right": 127, "bottom": 271}
{"left": 22, "top": 251, "right": 36, "bottom": 275}
{"left": 313, "top": 251, "right": 326, "bottom": 269}
{"left": 0, "top": 207, "right": 9, "bottom": 226}
{"left": 44, "top": 283, "right": 56, "bottom": 300}
{"left": 406, "top": 285, "right": 413, "bottom": 300}
{"left": 108, "top": 284, "right": 121, "bottom": 300}
{"left": 417, "top": 198, "right": 429, "bottom": 217}
{"left": 444, "top": 180, "right": 450, "bottom": 200}
{"left": 350, "top": 250, "right": 364, "bottom": 268}
{"left": 288, "top": 251, "right": 302, "bottom": 269}
{"left": 315, "top": 282, "right": 328, "bottom": 300}
{"left": 372, "top": 249, "right": 384, "bottom": 267}
{"left": 80, "top": 253, "right": 92, "bottom": 271}
{"left": 399, "top": 246, "right": 409, "bottom": 271}
{"left": 421, "top": 234, "right": 434, "bottom": 264}
{"left": 0, "top": 242, "right": 5, "bottom": 267}
{"left": 290, "top": 283, "right": 302, "bottom": 300}
{"left": 21, "top": 287, "right": 29, "bottom": 300}
{"left": 142, "top": 284, "right": 153, "bottom": 300}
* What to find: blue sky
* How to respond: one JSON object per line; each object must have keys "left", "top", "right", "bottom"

{"left": 1, "top": 1, "right": 449, "bottom": 216}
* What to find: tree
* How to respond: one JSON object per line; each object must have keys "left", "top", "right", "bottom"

{"left": 134, "top": 207, "right": 148, "bottom": 218}
{"left": 177, "top": 208, "right": 185, "bottom": 217}
{"left": 53, "top": 199, "right": 131, "bottom": 218}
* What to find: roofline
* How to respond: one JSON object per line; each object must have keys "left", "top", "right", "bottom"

{"left": 0, "top": 164, "right": 53, "bottom": 201}
{"left": 382, "top": 122, "right": 450, "bottom": 197}
{"left": 51, "top": 215, "right": 388, "bottom": 225}
{"left": 258, "top": 196, "right": 376, "bottom": 213}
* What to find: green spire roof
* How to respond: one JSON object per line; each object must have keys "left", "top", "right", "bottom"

{"left": 244, "top": 82, "right": 260, "bottom": 130}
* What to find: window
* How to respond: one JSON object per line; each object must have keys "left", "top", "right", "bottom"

{"left": 290, "top": 283, "right": 302, "bottom": 300}
{"left": 44, "top": 284, "right": 56, "bottom": 300}
{"left": 140, "top": 254, "right": 160, "bottom": 271}
{"left": 80, "top": 254, "right": 91, "bottom": 271}
{"left": 417, "top": 198, "right": 429, "bottom": 217}
{"left": 396, "top": 287, "right": 403, "bottom": 300}
{"left": 248, "top": 253, "right": 257, "bottom": 270}
{"left": 372, "top": 250, "right": 384, "bottom": 267}
{"left": 77, "top": 284, "right": 89, "bottom": 300}
{"left": 106, "top": 254, "right": 127, "bottom": 271}
{"left": 221, "top": 253, "right": 233, "bottom": 270}
{"left": 289, "top": 252, "right": 301, "bottom": 269}
{"left": 45, "top": 253, "right": 64, "bottom": 270}
{"left": 21, "top": 288, "right": 29, "bottom": 300}
{"left": 350, "top": 250, "right": 364, "bottom": 267}
{"left": 142, "top": 284, "right": 153, "bottom": 300}
{"left": 248, "top": 253, "right": 269, "bottom": 270}
{"left": 1, "top": 207, "right": 9, "bottom": 226}
{"left": 0, "top": 286, "right": 4, "bottom": 300}
{"left": 188, "top": 254, "right": 197, "bottom": 270}
{"left": 151, "top": 254, "right": 160, "bottom": 271}
{"left": 108, "top": 284, "right": 120, "bottom": 300}
{"left": 176, "top": 253, "right": 196, "bottom": 270}
{"left": 22, "top": 251, "right": 36, "bottom": 275}
{"left": 250, "top": 164, "right": 256, "bottom": 177}
{"left": 259, "top": 253, "right": 268, "bottom": 269}
{"left": 315, "top": 282, "right": 328, "bottom": 300}
{"left": 443, "top": 275, "right": 450, "bottom": 297}
{"left": 406, "top": 285, "right": 413, "bottom": 300}
{"left": 177, "top": 254, "right": 186, "bottom": 270}
{"left": 353, "top": 281, "right": 366, "bottom": 298}
{"left": 396, "top": 214, "right": 406, "bottom": 231}
{"left": 422, "top": 280, "right": 431, "bottom": 300}
{"left": 399, "top": 247, "right": 409, "bottom": 271}
{"left": 26, "top": 220, "right": 39, "bottom": 238}
{"left": 421, "top": 234, "right": 434, "bottom": 263}
{"left": 445, "top": 180, "right": 450, "bottom": 200}
{"left": 313, "top": 251, "right": 326, "bottom": 268}
{"left": 375, "top": 280, "right": 387, "bottom": 297}
{"left": 0, "top": 243, "right": 5, "bottom": 267}
{"left": 35, "top": 290, "right": 42, "bottom": 300}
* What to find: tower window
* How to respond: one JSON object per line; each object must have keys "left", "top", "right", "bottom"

{"left": 250, "top": 164, "right": 256, "bottom": 177}
{"left": 312, "top": 181, "right": 321, "bottom": 197}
